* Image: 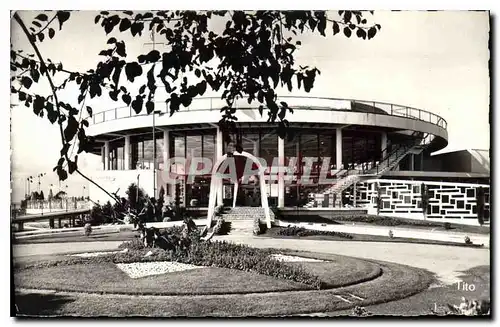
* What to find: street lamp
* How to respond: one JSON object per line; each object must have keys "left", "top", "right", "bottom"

{"left": 152, "top": 109, "right": 166, "bottom": 198}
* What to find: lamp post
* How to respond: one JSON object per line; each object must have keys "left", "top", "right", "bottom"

{"left": 152, "top": 109, "right": 165, "bottom": 198}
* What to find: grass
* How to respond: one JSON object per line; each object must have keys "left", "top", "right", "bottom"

{"left": 278, "top": 214, "right": 490, "bottom": 235}
{"left": 14, "top": 250, "right": 382, "bottom": 295}
{"left": 15, "top": 262, "right": 310, "bottom": 295}
{"left": 333, "top": 265, "right": 491, "bottom": 317}
{"left": 261, "top": 227, "right": 485, "bottom": 248}
{"left": 14, "top": 251, "right": 434, "bottom": 317}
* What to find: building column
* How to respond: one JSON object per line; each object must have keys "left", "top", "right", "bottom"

{"left": 162, "top": 129, "right": 170, "bottom": 171}
{"left": 409, "top": 153, "right": 415, "bottom": 171}
{"left": 124, "top": 136, "right": 130, "bottom": 170}
{"left": 101, "top": 146, "right": 105, "bottom": 170}
{"left": 216, "top": 127, "right": 224, "bottom": 206}
{"left": 278, "top": 135, "right": 285, "bottom": 208}
{"left": 336, "top": 128, "right": 342, "bottom": 170}
{"left": 381, "top": 132, "right": 388, "bottom": 158}
{"left": 104, "top": 141, "right": 110, "bottom": 171}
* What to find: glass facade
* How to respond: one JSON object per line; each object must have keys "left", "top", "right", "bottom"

{"left": 103, "top": 126, "right": 388, "bottom": 208}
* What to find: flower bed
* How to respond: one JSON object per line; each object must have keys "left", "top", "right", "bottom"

{"left": 17, "top": 238, "right": 325, "bottom": 290}
{"left": 273, "top": 226, "right": 353, "bottom": 239}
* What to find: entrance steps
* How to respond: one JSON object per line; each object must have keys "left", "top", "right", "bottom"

{"left": 219, "top": 207, "right": 274, "bottom": 236}
{"left": 220, "top": 207, "right": 275, "bottom": 221}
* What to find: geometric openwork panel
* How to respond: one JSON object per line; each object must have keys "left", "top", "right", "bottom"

{"left": 354, "top": 179, "right": 490, "bottom": 222}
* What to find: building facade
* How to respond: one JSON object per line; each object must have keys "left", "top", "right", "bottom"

{"left": 86, "top": 96, "right": 489, "bottom": 225}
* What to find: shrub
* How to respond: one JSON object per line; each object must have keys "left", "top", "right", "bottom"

{"left": 274, "top": 226, "right": 353, "bottom": 239}
{"left": 388, "top": 230, "right": 394, "bottom": 239}
{"left": 443, "top": 222, "right": 452, "bottom": 230}
{"left": 118, "top": 237, "right": 145, "bottom": 250}
{"left": 464, "top": 236, "right": 472, "bottom": 245}
{"left": 112, "top": 241, "right": 324, "bottom": 289}
{"left": 253, "top": 218, "right": 262, "bottom": 235}
{"left": 83, "top": 223, "right": 92, "bottom": 237}
{"left": 213, "top": 218, "right": 231, "bottom": 235}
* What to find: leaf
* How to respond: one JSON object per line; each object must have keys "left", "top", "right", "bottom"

{"left": 86, "top": 106, "right": 93, "bottom": 117}
{"left": 57, "top": 167, "right": 68, "bottom": 181}
{"left": 332, "top": 21, "right": 340, "bottom": 35}
{"left": 139, "top": 85, "right": 146, "bottom": 94}
{"left": 124, "top": 62, "right": 142, "bottom": 82}
{"left": 48, "top": 28, "right": 55, "bottom": 38}
{"left": 33, "top": 96, "right": 45, "bottom": 114}
{"left": 343, "top": 27, "right": 351, "bottom": 38}
{"left": 21, "top": 76, "right": 33, "bottom": 89}
{"left": 119, "top": 18, "right": 131, "bottom": 32}
{"left": 68, "top": 159, "right": 77, "bottom": 174}
{"left": 122, "top": 93, "right": 131, "bottom": 105}
{"left": 131, "top": 96, "right": 143, "bottom": 114}
{"left": 30, "top": 69, "right": 40, "bottom": 82}
{"left": 368, "top": 27, "right": 377, "bottom": 39}
{"left": 356, "top": 28, "right": 367, "bottom": 39}
{"left": 35, "top": 14, "right": 48, "bottom": 21}
{"left": 56, "top": 11, "right": 70, "bottom": 30}
{"left": 32, "top": 21, "right": 42, "bottom": 28}
{"left": 146, "top": 101, "right": 154, "bottom": 114}
{"left": 64, "top": 115, "right": 79, "bottom": 141}
{"left": 94, "top": 15, "right": 101, "bottom": 24}
{"left": 107, "top": 37, "right": 117, "bottom": 44}
{"left": 38, "top": 33, "right": 45, "bottom": 42}
{"left": 146, "top": 50, "right": 161, "bottom": 63}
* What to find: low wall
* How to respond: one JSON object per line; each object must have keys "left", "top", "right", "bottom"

{"left": 353, "top": 178, "right": 490, "bottom": 226}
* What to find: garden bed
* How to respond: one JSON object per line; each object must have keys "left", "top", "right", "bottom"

{"left": 278, "top": 214, "right": 490, "bottom": 235}
{"left": 260, "top": 227, "right": 485, "bottom": 248}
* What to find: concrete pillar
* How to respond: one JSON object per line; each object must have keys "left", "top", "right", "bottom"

{"left": 353, "top": 182, "right": 357, "bottom": 207}
{"left": 104, "top": 141, "right": 110, "bottom": 171}
{"left": 409, "top": 153, "right": 415, "bottom": 171}
{"left": 336, "top": 128, "right": 342, "bottom": 170}
{"left": 278, "top": 135, "right": 285, "bottom": 208}
{"left": 216, "top": 127, "right": 223, "bottom": 206}
{"left": 124, "top": 136, "right": 130, "bottom": 170}
{"left": 381, "top": 132, "right": 388, "bottom": 158}
{"left": 163, "top": 129, "right": 170, "bottom": 170}
{"left": 101, "top": 146, "right": 105, "bottom": 170}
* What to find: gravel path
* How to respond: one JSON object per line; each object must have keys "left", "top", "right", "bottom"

{"left": 116, "top": 262, "right": 205, "bottom": 278}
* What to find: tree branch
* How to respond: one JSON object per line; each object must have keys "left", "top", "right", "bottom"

{"left": 14, "top": 11, "right": 122, "bottom": 206}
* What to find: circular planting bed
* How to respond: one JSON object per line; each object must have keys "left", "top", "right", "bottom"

{"left": 14, "top": 244, "right": 434, "bottom": 317}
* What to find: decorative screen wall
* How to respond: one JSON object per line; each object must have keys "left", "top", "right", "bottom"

{"left": 353, "top": 179, "right": 490, "bottom": 222}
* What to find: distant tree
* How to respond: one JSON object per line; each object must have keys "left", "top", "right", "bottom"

{"left": 39, "top": 190, "right": 45, "bottom": 200}
{"left": 54, "top": 190, "right": 66, "bottom": 199}
{"left": 10, "top": 10, "right": 381, "bottom": 204}
{"left": 126, "top": 183, "right": 147, "bottom": 213}
{"left": 156, "top": 185, "right": 166, "bottom": 221}
{"left": 48, "top": 188, "right": 54, "bottom": 200}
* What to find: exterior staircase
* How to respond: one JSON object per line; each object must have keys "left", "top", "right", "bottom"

{"left": 305, "top": 132, "right": 434, "bottom": 208}
{"left": 219, "top": 207, "right": 274, "bottom": 236}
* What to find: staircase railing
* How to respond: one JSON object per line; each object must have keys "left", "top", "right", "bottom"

{"left": 302, "top": 130, "right": 435, "bottom": 207}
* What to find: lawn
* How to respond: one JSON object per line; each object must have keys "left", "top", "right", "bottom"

{"left": 332, "top": 265, "right": 491, "bottom": 317}
{"left": 13, "top": 252, "right": 434, "bottom": 317}
{"left": 15, "top": 262, "right": 311, "bottom": 295}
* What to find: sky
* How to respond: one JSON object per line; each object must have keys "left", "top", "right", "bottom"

{"left": 9, "top": 10, "right": 490, "bottom": 202}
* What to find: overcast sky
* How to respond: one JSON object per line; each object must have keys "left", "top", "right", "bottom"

{"left": 10, "top": 10, "right": 490, "bottom": 202}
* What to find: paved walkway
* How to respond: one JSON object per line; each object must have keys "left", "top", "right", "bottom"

{"left": 13, "top": 235, "right": 489, "bottom": 288}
